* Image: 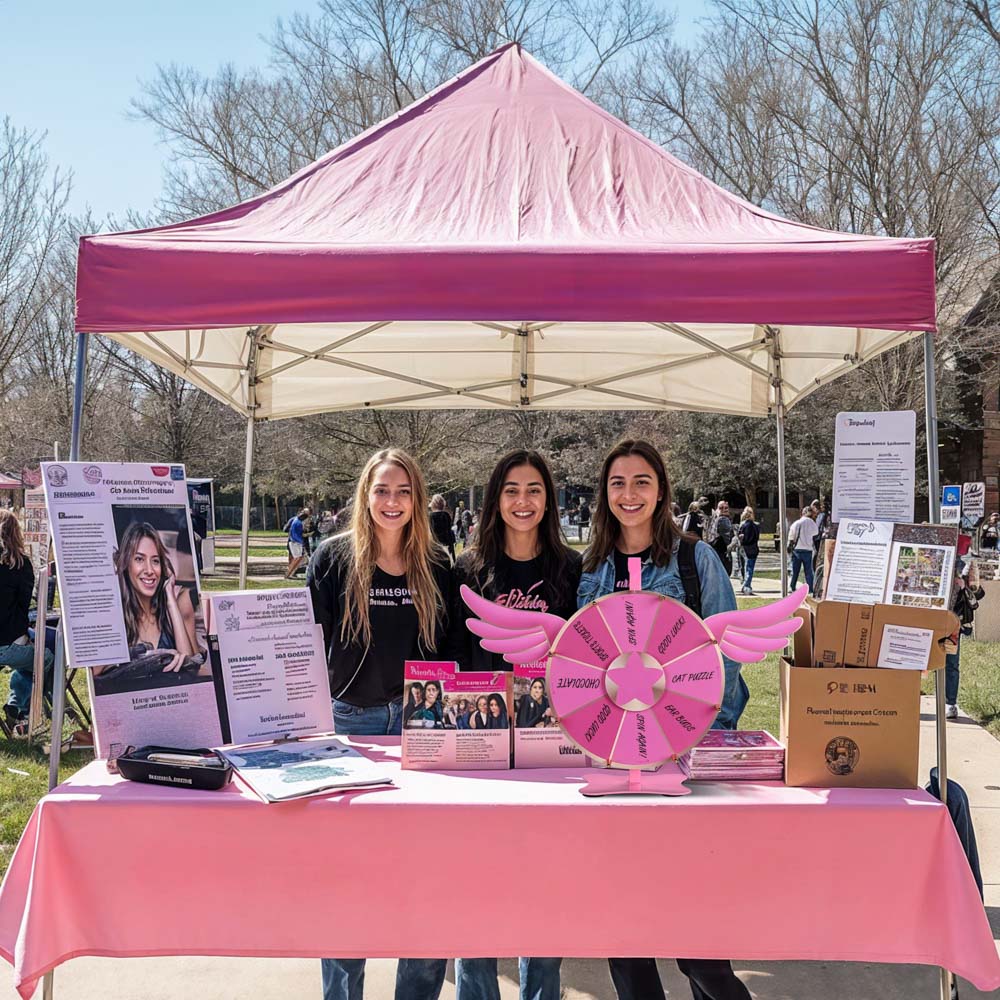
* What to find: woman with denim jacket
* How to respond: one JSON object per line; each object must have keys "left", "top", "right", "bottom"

{"left": 579, "top": 439, "right": 752, "bottom": 1000}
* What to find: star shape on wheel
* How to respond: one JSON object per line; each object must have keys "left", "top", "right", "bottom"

{"left": 607, "top": 652, "right": 663, "bottom": 706}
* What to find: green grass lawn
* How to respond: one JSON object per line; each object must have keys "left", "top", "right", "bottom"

{"left": 1, "top": 591, "right": 996, "bottom": 879}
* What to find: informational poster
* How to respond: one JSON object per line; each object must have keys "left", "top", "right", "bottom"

{"left": 513, "top": 660, "right": 585, "bottom": 768}
{"left": 883, "top": 528, "right": 957, "bottom": 610}
{"left": 42, "top": 462, "right": 221, "bottom": 756}
{"left": 21, "top": 487, "right": 49, "bottom": 583}
{"left": 825, "top": 519, "right": 894, "bottom": 604}
{"left": 187, "top": 478, "right": 216, "bottom": 574}
{"left": 208, "top": 589, "right": 332, "bottom": 744}
{"left": 832, "top": 411, "right": 916, "bottom": 523}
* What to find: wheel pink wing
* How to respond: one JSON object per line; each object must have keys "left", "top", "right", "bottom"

{"left": 460, "top": 584, "right": 567, "bottom": 664}
{"left": 704, "top": 586, "right": 809, "bottom": 663}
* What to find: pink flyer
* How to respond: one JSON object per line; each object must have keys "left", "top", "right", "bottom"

{"left": 513, "top": 661, "right": 586, "bottom": 768}
{"left": 401, "top": 662, "right": 512, "bottom": 770}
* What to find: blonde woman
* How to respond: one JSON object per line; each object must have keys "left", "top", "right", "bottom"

{"left": 737, "top": 507, "right": 760, "bottom": 596}
{"left": 307, "top": 448, "right": 453, "bottom": 1000}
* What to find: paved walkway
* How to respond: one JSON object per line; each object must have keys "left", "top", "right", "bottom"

{"left": 7, "top": 699, "right": 998, "bottom": 1000}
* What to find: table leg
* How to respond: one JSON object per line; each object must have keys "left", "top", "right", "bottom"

{"left": 42, "top": 970, "right": 53, "bottom": 1000}
{"left": 939, "top": 968, "right": 951, "bottom": 999}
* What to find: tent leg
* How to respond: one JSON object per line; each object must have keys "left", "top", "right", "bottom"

{"left": 924, "top": 331, "right": 951, "bottom": 1000}
{"left": 775, "top": 391, "right": 789, "bottom": 598}
{"left": 239, "top": 415, "right": 255, "bottom": 589}
{"left": 69, "top": 333, "right": 89, "bottom": 463}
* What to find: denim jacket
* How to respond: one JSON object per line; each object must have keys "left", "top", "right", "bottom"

{"left": 577, "top": 539, "right": 749, "bottom": 729}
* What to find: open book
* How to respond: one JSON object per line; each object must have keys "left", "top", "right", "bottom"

{"left": 219, "top": 736, "right": 394, "bottom": 803}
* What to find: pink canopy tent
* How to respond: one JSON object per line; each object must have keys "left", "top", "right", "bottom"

{"left": 77, "top": 43, "right": 934, "bottom": 334}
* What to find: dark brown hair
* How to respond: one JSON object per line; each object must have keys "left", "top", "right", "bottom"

{"left": 114, "top": 521, "right": 175, "bottom": 647}
{"left": 583, "top": 439, "right": 687, "bottom": 573}
{"left": 466, "top": 449, "right": 574, "bottom": 610}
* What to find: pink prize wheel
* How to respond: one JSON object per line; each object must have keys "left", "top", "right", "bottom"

{"left": 462, "top": 558, "right": 807, "bottom": 796}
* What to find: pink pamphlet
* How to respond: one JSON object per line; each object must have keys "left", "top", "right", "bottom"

{"left": 401, "top": 662, "right": 512, "bottom": 770}
{"left": 513, "top": 661, "right": 586, "bottom": 768}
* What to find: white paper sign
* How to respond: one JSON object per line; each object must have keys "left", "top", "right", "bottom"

{"left": 208, "top": 589, "right": 314, "bottom": 635}
{"left": 963, "top": 482, "right": 985, "bottom": 521}
{"left": 941, "top": 506, "right": 961, "bottom": 525}
{"left": 825, "top": 519, "right": 894, "bottom": 604}
{"left": 42, "top": 461, "right": 222, "bottom": 756}
{"left": 877, "top": 624, "right": 935, "bottom": 670}
{"left": 884, "top": 540, "right": 956, "bottom": 610}
{"left": 833, "top": 411, "right": 916, "bottom": 523}
{"left": 215, "top": 623, "right": 333, "bottom": 744}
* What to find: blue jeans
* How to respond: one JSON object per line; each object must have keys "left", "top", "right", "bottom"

{"left": 741, "top": 556, "right": 757, "bottom": 592}
{"left": 332, "top": 697, "right": 404, "bottom": 736}
{"left": 455, "top": 957, "right": 561, "bottom": 1000}
{"left": 323, "top": 696, "right": 442, "bottom": 1000}
{"left": 321, "top": 958, "right": 446, "bottom": 1000}
{"left": 945, "top": 635, "right": 961, "bottom": 705}
{"left": 790, "top": 549, "right": 813, "bottom": 591}
{"left": 2, "top": 643, "right": 54, "bottom": 717}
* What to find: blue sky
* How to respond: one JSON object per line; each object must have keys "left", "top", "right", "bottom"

{"left": 2, "top": 0, "right": 706, "bottom": 224}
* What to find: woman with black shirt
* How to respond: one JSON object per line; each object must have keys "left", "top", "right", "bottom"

{"left": 429, "top": 494, "right": 455, "bottom": 564}
{"left": 1, "top": 510, "right": 52, "bottom": 727}
{"left": 452, "top": 449, "right": 580, "bottom": 1000}
{"left": 516, "top": 678, "right": 553, "bottom": 729}
{"left": 307, "top": 447, "right": 452, "bottom": 1000}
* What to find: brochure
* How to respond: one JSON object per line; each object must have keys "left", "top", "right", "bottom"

{"left": 513, "top": 661, "right": 586, "bottom": 768}
{"left": 220, "top": 737, "right": 393, "bottom": 802}
{"left": 825, "top": 519, "right": 894, "bottom": 604}
{"left": 401, "top": 662, "right": 512, "bottom": 770}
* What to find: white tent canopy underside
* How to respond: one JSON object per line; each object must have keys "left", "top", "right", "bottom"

{"left": 104, "top": 321, "right": 919, "bottom": 420}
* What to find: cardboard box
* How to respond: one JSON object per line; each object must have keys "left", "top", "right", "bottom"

{"left": 792, "top": 604, "right": 813, "bottom": 667}
{"left": 812, "top": 600, "right": 850, "bottom": 667}
{"left": 808, "top": 600, "right": 958, "bottom": 669}
{"left": 844, "top": 603, "right": 875, "bottom": 667}
{"left": 779, "top": 658, "right": 920, "bottom": 788}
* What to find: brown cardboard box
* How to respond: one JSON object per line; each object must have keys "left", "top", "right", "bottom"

{"left": 870, "top": 606, "right": 959, "bottom": 671}
{"left": 844, "top": 603, "right": 875, "bottom": 667}
{"left": 792, "top": 605, "right": 813, "bottom": 667}
{"left": 812, "top": 600, "right": 850, "bottom": 667}
{"left": 779, "top": 658, "right": 921, "bottom": 788}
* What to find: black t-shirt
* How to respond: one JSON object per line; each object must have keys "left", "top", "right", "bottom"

{"left": 613, "top": 547, "right": 651, "bottom": 591}
{"left": 348, "top": 566, "right": 418, "bottom": 707}
{"left": 454, "top": 548, "right": 582, "bottom": 671}
{"left": 0, "top": 560, "right": 34, "bottom": 646}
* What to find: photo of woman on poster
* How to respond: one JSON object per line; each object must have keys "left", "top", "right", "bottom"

{"left": 468, "top": 694, "right": 490, "bottom": 729}
{"left": 93, "top": 512, "right": 210, "bottom": 696}
{"left": 402, "top": 681, "right": 424, "bottom": 726}
{"left": 515, "top": 677, "right": 554, "bottom": 728}
{"left": 485, "top": 692, "right": 508, "bottom": 729}
{"left": 407, "top": 679, "right": 445, "bottom": 728}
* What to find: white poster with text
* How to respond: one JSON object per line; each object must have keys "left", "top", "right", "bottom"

{"left": 42, "top": 462, "right": 222, "bottom": 756}
{"left": 833, "top": 411, "right": 915, "bottom": 523}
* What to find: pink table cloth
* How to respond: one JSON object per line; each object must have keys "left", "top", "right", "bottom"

{"left": 1, "top": 738, "right": 998, "bottom": 998}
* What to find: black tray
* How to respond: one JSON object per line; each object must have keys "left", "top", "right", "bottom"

{"left": 117, "top": 745, "right": 233, "bottom": 791}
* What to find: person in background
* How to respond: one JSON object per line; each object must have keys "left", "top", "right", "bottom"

{"left": 711, "top": 500, "right": 734, "bottom": 575}
{"left": 810, "top": 499, "right": 828, "bottom": 560}
{"left": 578, "top": 440, "right": 751, "bottom": 1000}
{"left": 307, "top": 448, "right": 452, "bottom": 1000}
{"left": 285, "top": 507, "right": 309, "bottom": 579}
{"left": 981, "top": 512, "right": 999, "bottom": 551}
{"left": 301, "top": 508, "right": 317, "bottom": 556}
{"left": 429, "top": 494, "right": 456, "bottom": 564}
{"left": 788, "top": 506, "right": 818, "bottom": 592}
{"left": 737, "top": 507, "right": 760, "bottom": 596}
{"left": 317, "top": 508, "right": 338, "bottom": 541}
{"left": 578, "top": 497, "right": 591, "bottom": 542}
{"left": 1, "top": 511, "right": 53, "bottom": 728}
{"left": 402, "top": 682, "right": 425, "bottom": 727}
{"left": 682, "top": 501, "right": 704, "bottom": 537}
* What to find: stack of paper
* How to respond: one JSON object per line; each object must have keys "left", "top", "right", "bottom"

{"left": 682, "top": 730, "right": 785, "bottom": 782}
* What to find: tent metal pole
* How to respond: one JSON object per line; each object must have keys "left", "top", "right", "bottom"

{"left": 69, "top": 333, "right": 89, "bottom": 462}
{"left": 923, "top": 331, "right": 951, "bottom": 1000}
{"left": 769, "top": 331, "right": 789, "bottom": 597}
{"left": 239, "top": 332, "right": 260, "bottom": 589}
{"left": 239, "top": 415, "right": 255, "bottom": 589}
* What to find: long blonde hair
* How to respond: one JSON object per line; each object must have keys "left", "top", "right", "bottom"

{"left": 0, "top": 510, "right": 26, "bottom": 569}
{"left": 342, "top": 449, "right": 445, "bottom": 650}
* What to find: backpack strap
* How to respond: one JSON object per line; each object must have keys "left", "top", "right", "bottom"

{"left": 677, "top": 538, "right": 703, "bottom": 617}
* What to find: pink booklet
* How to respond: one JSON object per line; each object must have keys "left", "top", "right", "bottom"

{"left": 401, "top": 662, "right": 512, "bottom": 770}
{"left": 513, "top": 661, "right": 586, "bottom": 768}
